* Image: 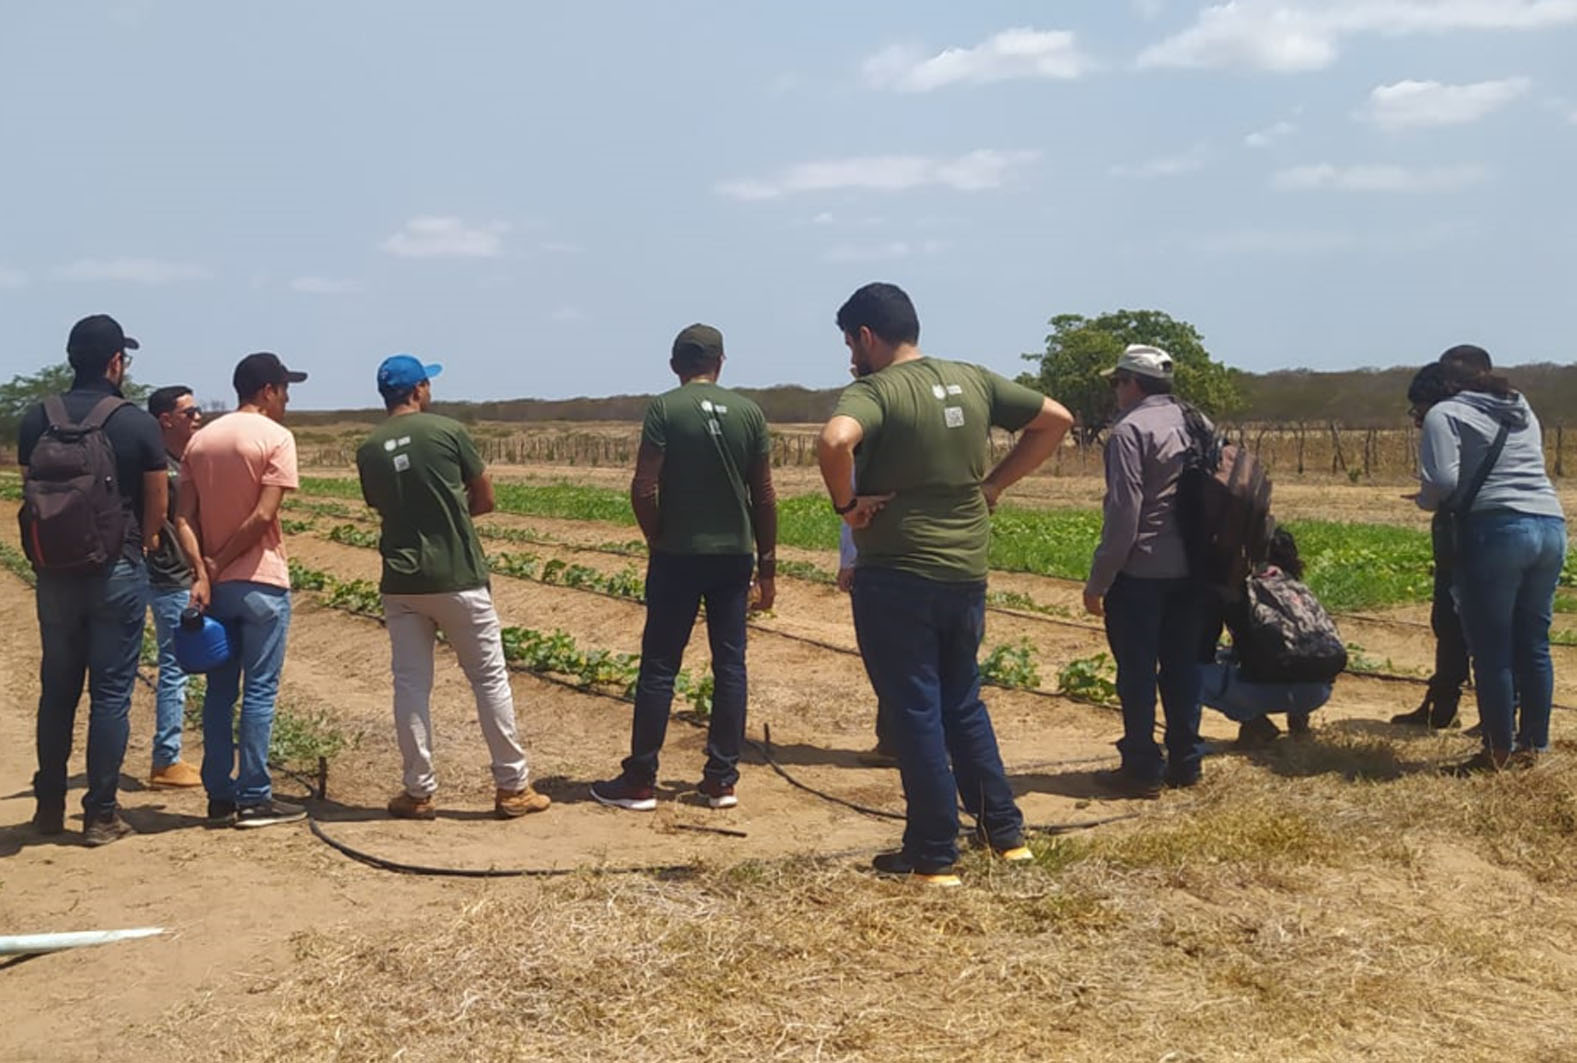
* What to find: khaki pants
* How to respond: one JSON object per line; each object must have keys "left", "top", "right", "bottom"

{"left": 384, "top": 588, "right": 527, "bottom": 797}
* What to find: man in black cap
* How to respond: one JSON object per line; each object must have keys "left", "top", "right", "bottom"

{"left": 17, "top": 314, "right": 167, "bottom": 846}
{"left": 175, "top": 352, "right": 308, "bottom": 829}
{"left": 590, "top": 324, "right": 778, "bottom": 812}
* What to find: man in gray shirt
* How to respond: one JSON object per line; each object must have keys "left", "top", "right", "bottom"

{"left": 1083, "top": 345, "right": 1207, "bottom": 797}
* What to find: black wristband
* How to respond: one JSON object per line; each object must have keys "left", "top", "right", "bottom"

{"left": 832, "top": 497, "right": 858, "bottom": 515}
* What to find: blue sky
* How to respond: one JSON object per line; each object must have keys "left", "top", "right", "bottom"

{"left": 2, "top": 1, "right": 1573, "bottom": 409}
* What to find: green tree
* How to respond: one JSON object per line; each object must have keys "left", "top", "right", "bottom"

{"left": 0, "top": 362, "right": 152, "bottom": 444}
{"left": 1017, "top": 309, "right": 1244, "bottom": 441}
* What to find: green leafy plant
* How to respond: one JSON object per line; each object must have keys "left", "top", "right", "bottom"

{"left": 1058, "top": 653, "right": 1119, "bottom": 706}
{"left": 327, "top": 523, "right": 379, "bottom": 548}
{"left": 0, "top": 541, "right": 36, "bottom": 587}
{"left": 979, "top": 639, "right": 1041, "bottom": 690}
{"left": 280, "top": 518, "right": 316, "bottom": 535}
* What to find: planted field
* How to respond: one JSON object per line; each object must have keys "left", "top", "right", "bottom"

{"left": 4, "top": 469, "right": 1577, "bottom": 1062}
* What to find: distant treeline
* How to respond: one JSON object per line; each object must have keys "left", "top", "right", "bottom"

{"left": 287, "top": 363, "right": 1576, "bottom": 428}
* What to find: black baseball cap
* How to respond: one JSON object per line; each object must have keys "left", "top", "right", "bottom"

{"left": 672, "top": 323, "right": 724, "bottom": 362}
{"left": 233, "top": 352, "right": 308, "bottom": 398}
{"left": 66, "top": 314, "right": 139, "bottom": 367}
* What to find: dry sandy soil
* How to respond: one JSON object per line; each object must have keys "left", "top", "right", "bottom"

{"left": 3, "top": 483, "right": 1576, "bottom": 1061}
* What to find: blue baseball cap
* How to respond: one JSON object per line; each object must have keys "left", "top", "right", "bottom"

{"left": 377, "top": 354, "right": 443, "bottom": 394}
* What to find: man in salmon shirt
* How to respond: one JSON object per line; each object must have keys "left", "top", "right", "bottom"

{"left": 176, "top": 352, "right": 307, "bottom": 829}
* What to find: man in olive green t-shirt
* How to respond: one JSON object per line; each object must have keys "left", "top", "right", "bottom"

{"left": 818, "top": 283, "right": 1073, "bottom": 885}
{"left": 355, "top": 355, "right": 549, "bottom": 822}
{"left": 591, "top": 324, "right": 777, "bottom": 813}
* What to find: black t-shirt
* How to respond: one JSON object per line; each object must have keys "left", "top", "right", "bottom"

{"left": 16, "top": 376, "right": 166, "bottom": 561}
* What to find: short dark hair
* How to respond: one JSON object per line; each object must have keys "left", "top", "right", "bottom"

{"left": 1442, "top": 359, "right": 1516, "bottom": 401}
{"left": 1439, "top": 344, "right": 1492, "bottom": 375}
{"left": 382, "top": 386, "right": 416, "bottom": 411}
{"left": 836, "top": 283, "right": 920, "bottom": 347}
{"left": 1267, "top": 527, "right": 1304, "bottom": 580}
{"left": 148, "top": 386, "right": 193, "bottom": 418}
{"left": 1407, "top": 363, "right": 1451, "bottom": 409}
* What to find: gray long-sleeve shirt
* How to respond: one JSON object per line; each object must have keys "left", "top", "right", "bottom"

{"left": 1086, "top": 395, "right": 1193, "bottom": 597}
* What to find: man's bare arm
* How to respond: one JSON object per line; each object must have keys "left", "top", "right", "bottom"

{"left": 465, "top": 472, "right": 496, "bottom": 517}
{"left": 206, "top": 485, "right": 287, "bottom": 577}
{"left": 141, "top": 470, "right": 168, "bottom": 554}
{"left": 981, "top": 398, "right": 1075, "bottom": 508}
{"left": 630, "top": 441, "right": 664, "bottom": 545}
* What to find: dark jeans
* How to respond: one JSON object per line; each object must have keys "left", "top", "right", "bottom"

{"left": 34, "top": 558, "right": 149, "bottom": 819}
{"left": 852, "top": 567, "right": 1023, "bottom": 869}
{"left": 622, "top": 552, "right": 753, "bottom": 787}
{"left": 1428, "top": 513, "right": 1471, "bottom": 710}
{"left": 1103, "top": 574, "right": 1207, "bottom": 784}
{"left": 1454, "top": 513, "right": 1567, "bottom": 754}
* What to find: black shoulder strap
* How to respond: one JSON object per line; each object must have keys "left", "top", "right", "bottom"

{"left": 1455, "top": 417, "right": 1512, "bottom": 514}
{"left": 80, "top": 395, "right": 130, "bottom": 431}
{"left": 42, "top": 395, "right": 70, "bottom": 431}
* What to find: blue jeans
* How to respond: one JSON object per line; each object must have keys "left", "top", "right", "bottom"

{"left": 1199, "top": 659, "right": 1331, "bottom": 723}
{"left": 149, "top": 586, "right": 191, "bottom": 768}
{"left": 1103, "top": 574, "right": 1207, "bottom": 784}
{"left": 34, "top": 558, "right": 149, "bottom": 818}
{"left": 622, "top": 552, "right": 752, "bottom": 787}
{"left": 852, "top": 567, "right": 1023, "bottom": 869}
{"left": 201, "top": 581, "right": 292, "bottom": 806}
{"left": 1453, "top": 512, "right": 1567, "bottom": 754}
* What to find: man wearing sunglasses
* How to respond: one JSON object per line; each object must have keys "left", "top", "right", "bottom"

{"left": 144, "top": 386, "right": 208, "bottom": 789}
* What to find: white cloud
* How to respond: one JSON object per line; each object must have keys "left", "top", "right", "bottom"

{"left": 381, "top": 216, "right": 509, "bottom": 258}
{"left": 1245, "top": 119, "right": 1298, "bottom": 147}
{"left": 1138, "top": 1, "right": 1577, "bottom": 73}
{"left": 811, "top": 212, "right": 835, "bottom": 225}
{"left": 1273, "top": 162, "right": 1490, "bottom": 191}
{"left": 550, "top": 306, "right": 584, "bottom": 322}
{"left": 823, "top": 240, "right": 947, "bottom": 263}
{"left": 1134, "top": 0, "right": 1169, "bottom": 19}
{"left": 0, "top": 266, "right": 27, "bottom": 289}
{"left": 1109, "top": 144, "right": 1208, "bottom": 178}
{"left": 54, "top": 258, "right": 210, "bottom": 284}
{"left": 289, "top": 276, "right": 365, "bottom": 295}
{"left": 716, "top": 150, "right": 1039, "bottom": 201}
{"left": 1359, "top": 76, "right": 1531, "bottom": 129}
{"left": 863, "top": 28, "right": 1094, "bottom": 92}
{"left": 538, "top": 240, "right": 584, "bottom": 254}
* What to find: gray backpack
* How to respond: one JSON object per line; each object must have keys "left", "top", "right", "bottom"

{"left": 19, "top": 394, "right": 130, "bottom": 573}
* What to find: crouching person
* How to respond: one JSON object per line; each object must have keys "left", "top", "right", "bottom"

{"left": 355, "top": 356, "right": 549, "bottom": 821}
{"left": 1199, "top": 529, "right": 1342, "bottom": 746}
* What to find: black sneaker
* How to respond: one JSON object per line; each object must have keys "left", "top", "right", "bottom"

{"left": 207, "top": 799, "right": 237, "bottom": 824}
{"left": 83, "top": 813, "right": 134, "bottom": 848}
{"left": 1091, "top": 769, "right": 1163, "bottom": 800}
{"left": 32, "top": 802, "right": 65, "bottom": 836}
{"left": 871, "top": 850, "right": 962, "bottom": 888}
{"left": 590, "top": 777, "right": 657, "bottom": 811}
{"left": 1164, "top": 770, "right": 1201, "bottom": 790}
{"left": 234, "top": 799, "right": 307, "bottom": 830}
{"left": 1287, "top": 713, "right": 1312, "bottom": 737}
{"left": 1236, "top": 715, "right": 1281, "bottom": 748}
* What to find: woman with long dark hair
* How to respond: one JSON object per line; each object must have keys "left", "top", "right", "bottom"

{"left": 1415, "top": 345, "right": 1568, "bottom": 772}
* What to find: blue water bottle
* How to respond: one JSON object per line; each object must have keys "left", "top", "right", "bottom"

{"left": 174, "top": 607, "right": 235, "bottom": 674}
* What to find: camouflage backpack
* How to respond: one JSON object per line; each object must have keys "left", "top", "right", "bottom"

{"left": 1237, "top": 569, "right": 1347, "bottom": 684}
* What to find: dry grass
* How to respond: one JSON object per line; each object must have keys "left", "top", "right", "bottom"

{"left": 157, "top": 736, "right": 1577, "bottom": 1062}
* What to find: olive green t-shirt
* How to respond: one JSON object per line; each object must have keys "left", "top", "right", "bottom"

{"left": 833, "top": 357, "right": 1045, "bottom": 582}
{"left": 643, "top": 381, "right": 770, "bottom": 555}
{"left": 355, "top": 412, "right": 489, "bottom": 595}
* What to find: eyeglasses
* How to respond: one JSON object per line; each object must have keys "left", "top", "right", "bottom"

{"left": 120, "top": 352, "right": 134, "bottom": 370}
{"left": 175, "top": 407, "right": 201, "bottom": 420}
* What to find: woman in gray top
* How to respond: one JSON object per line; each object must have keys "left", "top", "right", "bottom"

{"left": 1416, "top": 347, "right": 1567, "bottom": 772}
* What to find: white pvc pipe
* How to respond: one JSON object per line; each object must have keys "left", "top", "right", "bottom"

{"left": 0, "top": 927, "right": 165, "bottom": 956}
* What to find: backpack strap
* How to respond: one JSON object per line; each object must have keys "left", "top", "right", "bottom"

{"left": 80, "top": 394, "right": 131, "bottom": 431}
{"left": 41, "top": 395, "right": 71, "bottom": 431}
{"left": 1453, "top": 416, "right": 1513, "bottom": 515}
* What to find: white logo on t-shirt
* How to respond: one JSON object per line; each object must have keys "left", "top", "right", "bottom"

{"left": 393, "top": 453, "right": 411, "bottom": 472}
{"left": 944, "top": 406, "right": 965, "bottom": 429}
{"left": 931, "top": 385, "right": 946, "bottom": 400}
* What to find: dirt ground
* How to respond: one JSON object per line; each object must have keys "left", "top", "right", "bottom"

{"left": 3, "top": 488, "right": 1576, "bottom": 1060}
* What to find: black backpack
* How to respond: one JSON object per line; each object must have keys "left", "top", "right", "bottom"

{"left": 1238, "top": 569, "right": 1347, "bottom": 684}
{"left": 19, "top": 394, "right": 130, "bottom": 573}
{"left": 1174, "top": 402, "right": 1272, "bottom": 592}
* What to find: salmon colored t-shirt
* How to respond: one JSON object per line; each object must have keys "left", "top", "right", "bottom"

{"left": 179, "top": 411, "right": 299, "bottom": 589}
